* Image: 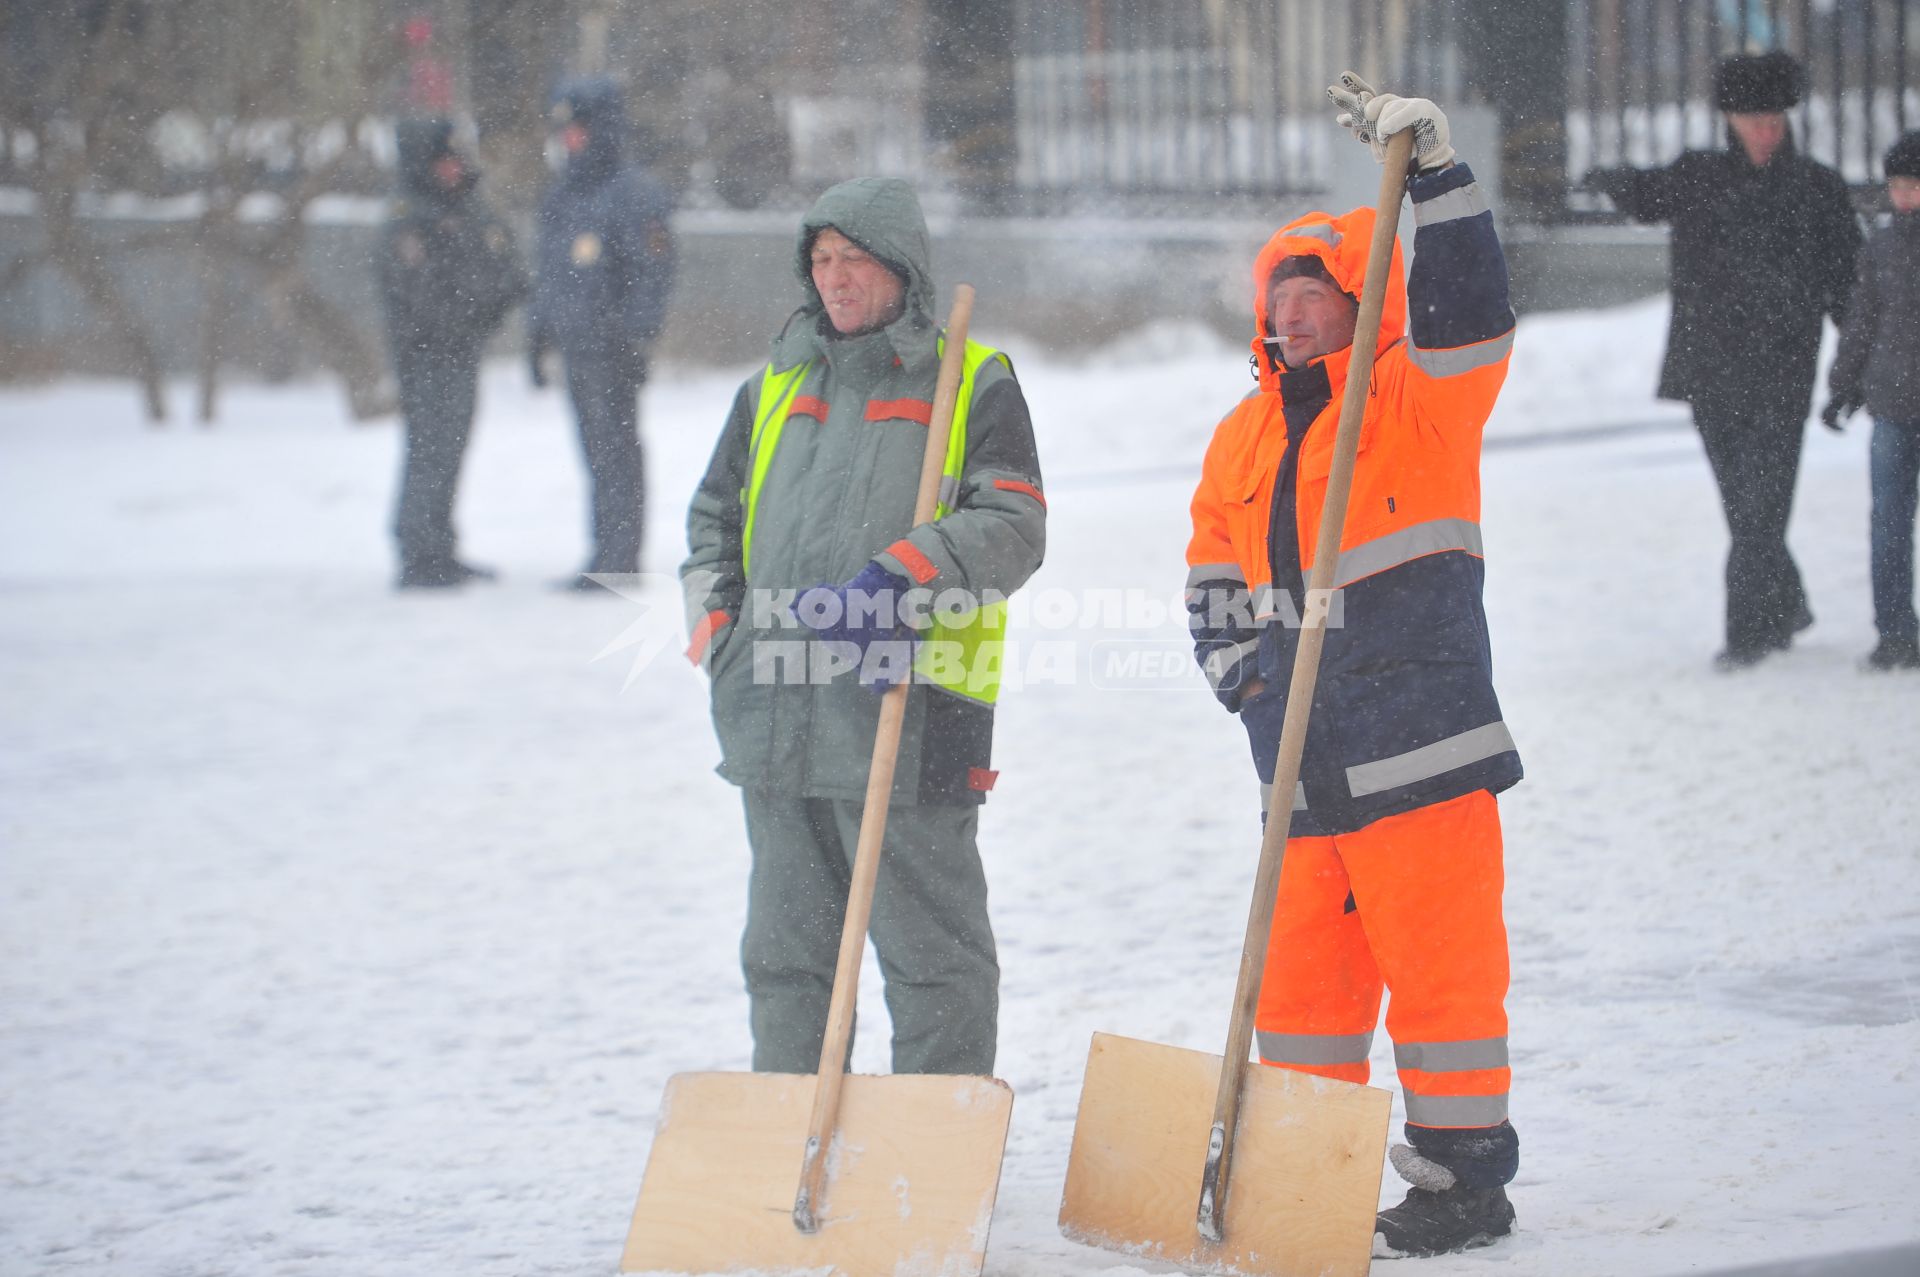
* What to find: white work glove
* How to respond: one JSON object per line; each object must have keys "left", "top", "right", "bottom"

{"left": 1327, "top": 71, "right": 1455, "bottom": 173}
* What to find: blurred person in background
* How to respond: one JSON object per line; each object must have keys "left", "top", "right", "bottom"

{"left": 529, "top": 77, "right": 677, "bottom": 590}
{"left": 378, "top": 118, "right": 526, "bottom": 591}
{"left": 1823, "top": 131, "right": 1920, "bottom": 671}
{"left": 1588, "top": 52, "right": 1860, "bottom": 670}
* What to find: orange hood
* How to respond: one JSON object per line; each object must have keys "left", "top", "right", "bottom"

{"left": 1249, "top": 206, "right": 1407, "bottom": 394}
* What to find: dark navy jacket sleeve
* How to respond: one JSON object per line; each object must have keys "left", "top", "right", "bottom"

{"left": 614, "top": 170, "right": 677, "bottom": 346}
{"left": 1405, "top": 163, "right": 1516, "bottom": 357}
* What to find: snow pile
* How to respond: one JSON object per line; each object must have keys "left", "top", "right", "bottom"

{"left": 1, "top": 299, "right": 1915, "bottom": 1276}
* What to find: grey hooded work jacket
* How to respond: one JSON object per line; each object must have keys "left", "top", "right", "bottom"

{"left": 681, "top": 178, "right": 1046, "bottom": 805}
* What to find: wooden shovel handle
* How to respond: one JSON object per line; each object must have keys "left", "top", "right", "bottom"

{"left": 793, "top": 285, "right": 977, "bottom": 1233}
{"left": 1197, "top": 131, "right": 1414, "bottom": 1243}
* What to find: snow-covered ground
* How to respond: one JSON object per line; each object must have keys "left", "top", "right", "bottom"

{"left": 2, "top": 297, "right": 1916, "bottom": 1277}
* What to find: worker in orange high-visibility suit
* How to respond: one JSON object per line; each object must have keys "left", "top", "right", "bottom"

{"left": 1185, "top": 74, "right": 1521, "bottom": 1258}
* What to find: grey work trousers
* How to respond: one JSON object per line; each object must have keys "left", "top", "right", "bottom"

{"left": 739, "top": 789, "right": 998, "bottom": 1076}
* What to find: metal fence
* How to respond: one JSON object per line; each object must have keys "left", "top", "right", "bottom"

{"left": 1004, "top": 0, "right": 1916, "bottom": 213}
{"left": 1571, "top": 0, "right": 1920, "bottom": 186}
{"left": 1010, "top": 0, "right": 1471, "bottom": 207}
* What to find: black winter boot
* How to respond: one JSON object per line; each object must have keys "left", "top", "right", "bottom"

{"left": 1865, "top": 636, "right": 1920, "bottom": 671}
{"left": 1375, "top": 1183, "right": 1515, "bottom": 1258}
{"left": 1374, "top": 1143, "right": 1515, "bottom": 1258}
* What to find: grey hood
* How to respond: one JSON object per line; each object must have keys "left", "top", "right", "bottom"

{"left": 780, "top": 176, "right": 937, "bottom": 369}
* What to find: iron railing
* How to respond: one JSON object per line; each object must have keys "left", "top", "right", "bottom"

{"left": 1571, "top": 0, "right": 1920, "bottom": 188}
{"left": 1010, "top": 0, "right": 1470, "bottom": 207}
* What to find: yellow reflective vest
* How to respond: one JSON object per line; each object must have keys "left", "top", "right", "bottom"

{"left": 744, "top": 337, "right": 1009, "bottom": 705}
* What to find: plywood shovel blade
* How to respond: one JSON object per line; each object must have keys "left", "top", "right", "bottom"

{"left": 622, "top": 1069, "right": 1013, "bottom": 1276}
{"left": 1058, "top": 1033, "right": 1389, "bottom": 1277}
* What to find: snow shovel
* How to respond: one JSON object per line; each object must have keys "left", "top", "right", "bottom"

{"left": 1057, "top": 130, "right": 1417, "bottom": 1277}
{"left": 621, "top": 285, "right": 1015, "bottom": 1277}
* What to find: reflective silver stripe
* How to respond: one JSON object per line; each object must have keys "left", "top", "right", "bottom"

{"left": 1395, "top": 1038, "right": 1509, "bottom": 1074}
{"left": 1413, "top": 182, "right": 1490, "bottom": 227}
{"left": 1408, "top": 329, "right": 1515, "bottom": 377}
{"left": 1404, "top": 1091, "right": 1509, "bottom": 1127}
{"left": 1258, "top": 781, "right": 1308, "bottom": 812}
{"left": 937, "top": 475, "right": 961, "bottom": 511}
{"left": 1258, "top": 1030, "right": 1374, "bottom": 1067}
{"left": 1323, "top": 518, "right": 1484, "bottom": 586}
{"left": 1345, "top": 721, "right": 1517, "bottom": 798}
{"left": 1186, "top": 562, "right": 1248, "bottom": 588}
{"left": 1188, "top": 583, "right": 1252, "bottom": 606}
{"left": 1285, "top": 222, "right": 1342, "bottom": 247}
{"left": 1202, "top": 637, "right": 1260, "bottom": 687}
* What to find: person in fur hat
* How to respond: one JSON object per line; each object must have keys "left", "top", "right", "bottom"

{"left": 1589, "top": 52, "right": 1861, "bottom": 671}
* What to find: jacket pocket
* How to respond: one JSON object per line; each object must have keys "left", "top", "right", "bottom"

{"left": 709, "top": 625, "right": 771, "bottom": 777}
{"left": 1295, "top": 398, "right": 1378, "bottom": 486}
{"left": 1224, "top": 468, "right": 1269, "bottom": 591}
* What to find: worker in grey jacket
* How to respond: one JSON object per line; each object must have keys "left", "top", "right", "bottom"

{"left": 681, "top": 177, "right": 1045, "bottom": 1074}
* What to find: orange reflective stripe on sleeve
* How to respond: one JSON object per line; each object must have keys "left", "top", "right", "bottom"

{"left": 684, "top": 609, "right": 731, "bottom": 665}
{"left": 884, "top": 538, "right": 939, "bottom": 584}
{"left": 992, "top": 477, "right": 1046, "bottom": 508}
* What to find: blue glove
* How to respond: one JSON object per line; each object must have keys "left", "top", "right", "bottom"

{"left": 793, "top": 560, "right": 918, "bottom": 691}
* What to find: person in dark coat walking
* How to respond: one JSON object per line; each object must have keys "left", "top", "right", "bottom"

{"left": 378, "top": 118, "right": 527, "bottom": 590}
{"left": 1590, "top": 52, "right": 1861, "bottom": 669}
{"left": 529, "top": 78, "right": 677, "bottom": 588}
{"left": 1824, "top": 132, "right": 1920, "bottom": 671}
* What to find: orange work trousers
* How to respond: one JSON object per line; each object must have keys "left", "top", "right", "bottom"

{"left": 1256, "top": 788, "right": 1510, "bottom": 1131}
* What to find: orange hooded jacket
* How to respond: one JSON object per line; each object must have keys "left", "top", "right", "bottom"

{"left": 1187, "top": 162, "right": 1521, "bottom": 835}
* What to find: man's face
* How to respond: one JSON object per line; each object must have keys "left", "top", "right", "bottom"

{"left": 561, "top": 122, "right": 590, "bottom": 155}
{"left": 431, "top": 153, "right": 465, "bottom": 190}
{"left": 810, "top": 228, "right": 906, "bottom": 336}
{"left": 1889, "top": 175, "right": 1920, "bottom": 213}
{"left": 1267, "top": 273, "right": 1359, "bottom": 369}
{"left": 1729, "top": 111, "right": 1788, "bottom": 167}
